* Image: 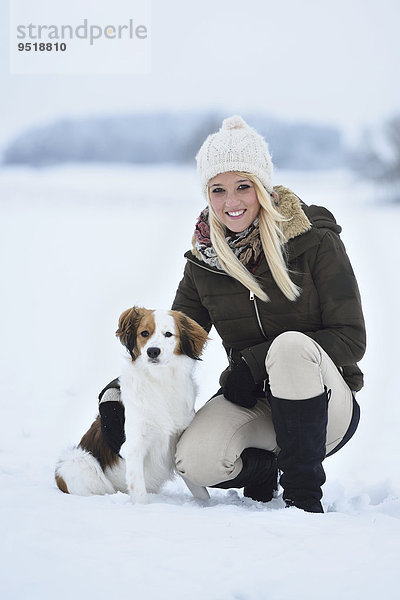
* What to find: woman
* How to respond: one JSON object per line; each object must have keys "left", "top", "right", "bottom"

{"left": 100, "top": 115, "right": 366, "bottom": 513}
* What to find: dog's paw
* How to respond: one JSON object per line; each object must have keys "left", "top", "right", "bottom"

{"left": 126, "top": 475, "right": 148, "bottom": 504}
{"left": 128, "top": 490, "right": 148, "bottom": 504}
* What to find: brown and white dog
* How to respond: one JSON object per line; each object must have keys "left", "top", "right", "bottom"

{"left": 55, "top": 307, "right": 209, "bottom": 503}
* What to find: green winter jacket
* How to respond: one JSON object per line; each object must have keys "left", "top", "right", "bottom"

{"left": 172, "top": 186, "right": 366, "bottom": 392}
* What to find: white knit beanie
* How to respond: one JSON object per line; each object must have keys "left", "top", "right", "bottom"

{"left": 196, "top": 115, "right": 274, "bottom": 195}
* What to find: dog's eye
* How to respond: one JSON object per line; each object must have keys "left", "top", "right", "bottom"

{"left": 165, "top": 331, "right": 173, "bottom": 338}
{"left": 140, "top": 330, "right": 149, "bottom": 338}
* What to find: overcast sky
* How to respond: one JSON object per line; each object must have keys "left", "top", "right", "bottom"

{"left": 1, "top": 0, "right": 400, "bottom": 148}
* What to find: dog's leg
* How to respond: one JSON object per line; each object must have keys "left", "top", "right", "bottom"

{"left": 120, "top": 433, "right": 149, "bottom": 504}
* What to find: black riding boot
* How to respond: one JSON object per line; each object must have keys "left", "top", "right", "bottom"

{"left": 212, "top": 447, "right": 278, "bottom": 503}
{"left": 269, "top": 388, "right": 329, "bottom": 513}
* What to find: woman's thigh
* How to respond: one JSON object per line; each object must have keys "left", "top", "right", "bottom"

{"left": 175, "top": 395, "right": 277, "bottom": 487}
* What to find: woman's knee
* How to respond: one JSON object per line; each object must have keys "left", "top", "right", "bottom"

{"left": 267, "top": 331, "right": 319, "bottom": 367}
{"left": 175, "top": 433, "right": 239, "bottom": 487}
{"left": 266, "top": 332, "right": 324, "bottom": 400}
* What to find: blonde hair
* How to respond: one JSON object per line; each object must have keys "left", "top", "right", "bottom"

{"left": 207, "top": 172, "right": 301, "bottom": 302}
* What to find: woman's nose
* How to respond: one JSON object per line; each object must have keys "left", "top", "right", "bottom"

{"left": 225, "top": 191, "right": 238, "bottom": 207}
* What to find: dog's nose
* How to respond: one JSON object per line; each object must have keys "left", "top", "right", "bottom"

{"left": 147, "top": 347, "right": 161, "bottom": 360}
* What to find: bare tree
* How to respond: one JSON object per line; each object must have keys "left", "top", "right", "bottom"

{"left": 350, "top": 114, "right": 400, "bottom": 202}
{"left": 381, "top": 114, "right": 400, "bottom": 182}
{"left": 353, "top": 114, "right": 400, "bottom": 183}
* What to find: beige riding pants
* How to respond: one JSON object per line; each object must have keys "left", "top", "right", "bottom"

{"left": 175, "top": 331, "right": 355, "bottom": 487}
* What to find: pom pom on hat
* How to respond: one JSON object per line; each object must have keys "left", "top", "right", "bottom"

{"left": 221, "top": 115, "right": 247, "bottom": 130}
{"left": 196, "top": 115, "right": 274, "bottom": 196}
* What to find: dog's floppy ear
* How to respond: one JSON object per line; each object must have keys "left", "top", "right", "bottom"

{"left": 116, "top": 306, "right": 145, "bottom": 359}
{"left": 172, "top": 311, "right": 209, "bottom": 360}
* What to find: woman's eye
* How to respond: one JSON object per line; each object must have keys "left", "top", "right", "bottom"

{"left": 238, "top": 184, "right": 250, "bottom": 190}
{"left": 140, "top": 330, "right": 149, "bottom": 337}
{"left": 211, "top": 187, "right": 224, "bottom": 193}
{"left": 165, "top": 331, "right": 173, "bottom": 338}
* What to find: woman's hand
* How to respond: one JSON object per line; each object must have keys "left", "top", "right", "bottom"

{"left": 223, "top": 360, "right": 258, "bottom": 408}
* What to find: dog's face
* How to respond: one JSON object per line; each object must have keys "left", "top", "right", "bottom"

{"left": 116, "top": 307, "right": 208, "bottom": 366}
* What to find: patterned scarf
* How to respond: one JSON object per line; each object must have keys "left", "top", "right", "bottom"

{"left": 193, "top": 207, "right": 262, "bottom": 273}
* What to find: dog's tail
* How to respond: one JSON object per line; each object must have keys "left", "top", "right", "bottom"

{"left": 55, "top": 447, "right": 115, "bottom": 496}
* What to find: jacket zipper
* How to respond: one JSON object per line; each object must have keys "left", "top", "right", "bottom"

{"left": 187, "top": 257, "right": 268, "bottom": 341}
{"left": 249, "top": 290, "right": 268, "bottom": 339}
{"left": 249, "top": 291, "right": 269, "bottom": 392}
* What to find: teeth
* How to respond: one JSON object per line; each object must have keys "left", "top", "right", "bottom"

{"left": 227, "top": 210, "right": 245, "bottom": 217}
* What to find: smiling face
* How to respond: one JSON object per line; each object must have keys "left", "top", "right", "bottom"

{"left": 208, "top": 172, "right": 261, "bottom": 233}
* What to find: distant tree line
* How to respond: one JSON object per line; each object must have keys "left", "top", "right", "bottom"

{"left": 2, "top": 111, "right": 346, "bottom": 171}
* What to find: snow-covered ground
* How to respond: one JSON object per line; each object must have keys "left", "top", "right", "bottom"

{"left": 0, "top": 165, "right": 399, "bottom": 599}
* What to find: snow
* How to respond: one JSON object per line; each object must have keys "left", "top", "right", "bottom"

{"left": 0, "top": 165, "right": 399, "bottom": 600}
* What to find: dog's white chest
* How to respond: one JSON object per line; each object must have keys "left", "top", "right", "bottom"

{"left": 118, "top": 356, "right": 197, "bottom": 503}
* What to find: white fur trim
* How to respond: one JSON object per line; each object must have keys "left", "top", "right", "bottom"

{"left": 99, "top": 388, "right": 121, "bottom": 404}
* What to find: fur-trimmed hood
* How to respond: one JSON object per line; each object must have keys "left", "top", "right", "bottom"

{"left": 274, "top": 185, "right": 312, "bottom": 240}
